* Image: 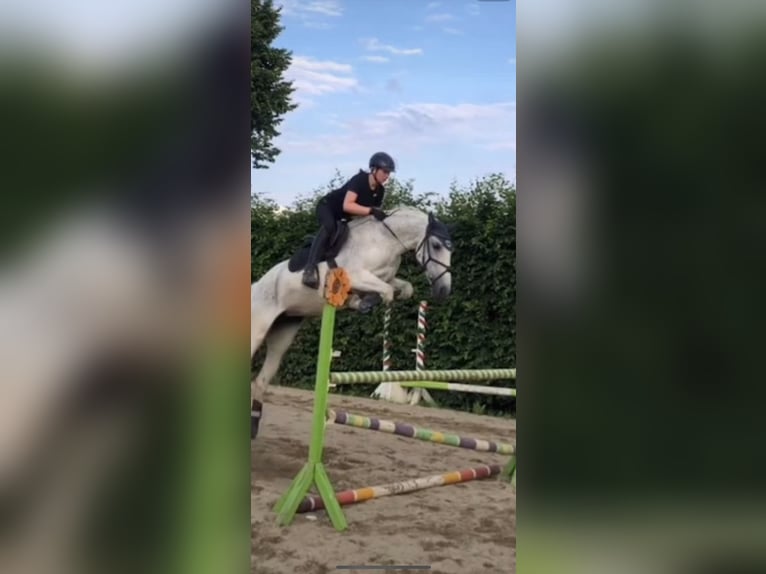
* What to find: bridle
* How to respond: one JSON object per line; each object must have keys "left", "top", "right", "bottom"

{"left": 380, "top": 211, "right": 453, "bottom": 284}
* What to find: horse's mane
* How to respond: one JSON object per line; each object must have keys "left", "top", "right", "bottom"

{"left": 346, "top": 204, "right": 426, "bottom": 230}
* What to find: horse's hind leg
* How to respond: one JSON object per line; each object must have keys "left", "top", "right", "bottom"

{"left": 250, "top": 305, "right": 280, "bottom": 437}
{"left": 251, "top": 315, "right": 304, "bottom": 439}
{"left": 251, "top": 310, "right": 273, "bottom": 358}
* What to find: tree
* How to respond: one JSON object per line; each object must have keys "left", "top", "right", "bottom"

{"left": 251, "top": 0, "right": 298, "bottom": 168}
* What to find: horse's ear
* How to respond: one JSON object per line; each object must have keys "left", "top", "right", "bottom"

{"left": 428, "top": 212, "right": 435, "bottom": 223}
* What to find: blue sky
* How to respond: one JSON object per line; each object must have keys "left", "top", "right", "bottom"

{"left": 253, "top": 0, "right": 516, "bottom": 206}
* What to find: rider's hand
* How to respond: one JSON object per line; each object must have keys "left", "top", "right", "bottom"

{"left": 370, "top": 207, "right": 387, "bottom": 221}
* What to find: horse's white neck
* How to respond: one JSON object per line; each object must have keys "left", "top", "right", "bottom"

{"left": 382, "top": 212, "right": 427, "bottom": 254}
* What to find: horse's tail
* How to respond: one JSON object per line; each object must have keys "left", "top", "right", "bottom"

{"left": 250, "top": 262, "right": 287, "bottom": 345}
{"left": 251, "top": 261, "right": 300, "bottom": 363}
{"left": 250, "top": 269, "right": 272, "bottom": 312}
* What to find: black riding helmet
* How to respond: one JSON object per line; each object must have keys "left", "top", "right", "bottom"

{"left": 369, "top": 151, "right": 396, "bottom": 172}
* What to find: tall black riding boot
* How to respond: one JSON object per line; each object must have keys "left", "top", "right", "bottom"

{"left": 302, "top": 226, "right": 330, "bottom": 289}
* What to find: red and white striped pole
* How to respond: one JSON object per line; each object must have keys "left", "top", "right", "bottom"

{"left": 415, "top": 300, "right": 427, "bottom": 371}
{"left": 410, "top": 300, "right": 436, "bottom": 405}
{"left": 371, "top": 304, "right": 409, "bottom": 403}
{"left": 383, "top": 303, "right": 392, "bottom": 373}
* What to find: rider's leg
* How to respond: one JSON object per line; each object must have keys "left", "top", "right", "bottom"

{"left": 301, "top": 227, "right": 329, "bottom": 289}
{"left": 251, "top": 316, "right": 304, "bottom": 439}
{"left": 302, "top": 202, "right": 336, "bottom": 289}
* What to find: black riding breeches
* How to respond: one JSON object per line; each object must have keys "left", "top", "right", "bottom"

{"left": 316, "top": 200, "right": 338, "bottom": 235}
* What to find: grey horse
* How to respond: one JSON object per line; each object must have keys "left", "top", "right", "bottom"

{"left": 250, "top": 205, "right": 454, "bottom": 439}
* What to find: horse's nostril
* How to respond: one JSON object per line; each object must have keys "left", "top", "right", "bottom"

{"left": 433, "top": 285, "right": 450, "bottom": 301}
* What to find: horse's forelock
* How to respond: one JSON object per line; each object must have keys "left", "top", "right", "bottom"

{"left": 430, "top": 219, "right": 451, "bottom": 238}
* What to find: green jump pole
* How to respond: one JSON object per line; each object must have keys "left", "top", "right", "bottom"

{"left": 502, "top": 455, "right": 517, "bottom": 487}
{"left": 273, "top": 303, "right": 347, "bottom": 531}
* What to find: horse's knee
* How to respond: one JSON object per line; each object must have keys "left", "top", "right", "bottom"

{"left": 395, "top": 281, "right": 414, "bottom": 300}
{"left": 251, "top": 325, "right": 268, "bottom": 356}
{"left": 251, "top": 377, "right": 267, "bottom": 402}
{"left": 381, "top": 285, "right": 395, "bottom": 304}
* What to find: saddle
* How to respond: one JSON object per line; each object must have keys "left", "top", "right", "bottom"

{"left": 287, "top": 220, "right": 349, "bottom": 273}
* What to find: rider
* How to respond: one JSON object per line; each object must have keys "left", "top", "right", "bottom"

{"left": 301, "top": 151, "right": 396, "bottom": 289}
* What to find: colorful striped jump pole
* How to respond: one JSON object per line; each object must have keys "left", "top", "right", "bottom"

{"left": 297, "top": 464, "right": 502, "bottom": 514}
{"left": 332, "top": 368, "right": 516, "bottom": 384}
{"left": 328, "top": 410, "right": 515, "bottom": 455}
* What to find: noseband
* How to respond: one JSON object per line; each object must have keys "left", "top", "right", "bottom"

{"left": 415, "top": 222, "right": 453, "bottom": 283}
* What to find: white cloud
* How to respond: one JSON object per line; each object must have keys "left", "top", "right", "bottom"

{"left": 305, "top": 0, "right": 342, "bottom": 16}
{"left": 426, "top": 1, "right": 442, "bottom": 9}
{"left": 466, "top": 3, "right": 480, "bottom": 16}
{"left": 443, "top": 27, "right": 463, "bottom": 35}
{"left": 361, "top": 55, "right": 390, "bottom": 63}
{"left": 286, "top": 56, "right": 357, "bottom": 97}
{"left": 362, "top": 37, "right": 423, "bottom": 56}
{"left": 276, "top": 0, "right": 342, "bottom": 28}
{"left": 282, "top": 101, "right": 516, "bottom": 156}
{"left": 292, "top": 56, "right": 351, "bottom": 73}
{"left": 277, "top": 0, "right": 343, "bottom": 17}
{"left": 425, "top": 12, "right": 455, "bottom": 23}
{"left": 371, "top": 102, "right": 514, "bottom": 136}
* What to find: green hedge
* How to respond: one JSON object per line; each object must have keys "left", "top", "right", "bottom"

{"left": 252, "top": 172, "right": 516, "bottom": 416}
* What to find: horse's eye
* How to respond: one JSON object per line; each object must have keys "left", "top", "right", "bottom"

{"left": 431, "top": 241, "right": 442, "bottom": 251}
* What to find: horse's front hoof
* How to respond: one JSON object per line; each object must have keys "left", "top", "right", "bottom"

{"left": 358, "top": 293, "right": 382, "bottom": 314}
{"left": 251, "top": 400, "right": 262, "bottom": 440}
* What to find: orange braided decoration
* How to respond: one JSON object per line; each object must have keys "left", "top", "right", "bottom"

{"left": 324, "top": 267, "right": 351, "bottom": 307}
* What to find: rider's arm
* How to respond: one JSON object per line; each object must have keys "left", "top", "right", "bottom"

{"left": 342, "top": 191, "right": 373, "bottom": 216}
